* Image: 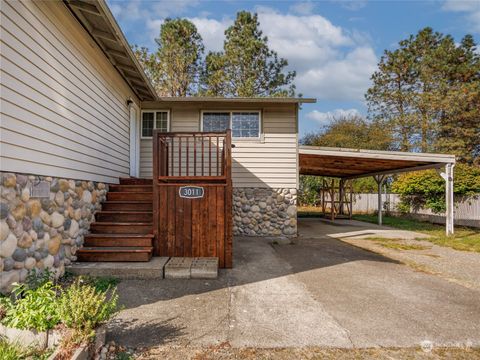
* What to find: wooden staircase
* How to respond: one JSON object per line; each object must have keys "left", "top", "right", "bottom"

{"left": 77, "top": 178, "right": 154, "bottom": 262}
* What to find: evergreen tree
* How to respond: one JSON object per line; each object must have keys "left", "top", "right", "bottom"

{"left": 133, "top": 18, "right": 204, "bottom": 96}
{"left": 200, "top": 52, "right": 228, "bottom": 96}
{"left": 366, "top": 27, "right": 480, "bottom": 163}
{"left": 202, "top": 11, "right": 296, "bottom": 97}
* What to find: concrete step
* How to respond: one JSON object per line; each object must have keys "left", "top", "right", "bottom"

{"left": 70, "top": 257, "right": 219, "bottom": 279}
{"left": 84, "top": 234, "right": 154, "bottom": 247}
{"left": 90, "top": 222, "right": 152, "bottom": 234}
{"left": 76, "top": 246, "right": 153, "bottom": 262}
{"left": 69, "top": 257, "right": 169, "bottom": 279}
{"left": 95, "top": 211, "right": 153, "bottom": 223}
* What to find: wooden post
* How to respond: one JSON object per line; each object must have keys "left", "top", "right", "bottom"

{"left": 152, "top": 130, "right": 159, "bottom": 255}
{"left": 331, "top": 178, "right": 335, "bottom": 220}
{"left": 439, "top": 164, "right": 455, "bottom": 236}
{"left": 224, "top": 129, "right": 233, "bottom": 268}
{"left": 349, "top": 180, "right": 353, "bottom": 219}
{"left": 374, "top": 175, "right": 385, "bottom": 226}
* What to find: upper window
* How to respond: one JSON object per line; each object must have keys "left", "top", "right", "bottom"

{"left": 142, "top": 111, "right": 169, "bottom": 138}
{"left": 202, "top": 111, "right": 261, "bottom": 138}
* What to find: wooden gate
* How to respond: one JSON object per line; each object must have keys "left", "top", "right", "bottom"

{"left": 152, "top": 130, "right": 233, "bottom": 268}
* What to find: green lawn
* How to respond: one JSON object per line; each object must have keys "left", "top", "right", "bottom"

{"left": 353, "top": 214, "right": 480, "bottom": 253}
{"left": 297, "top": 206, "right": 480, "bottom": 252}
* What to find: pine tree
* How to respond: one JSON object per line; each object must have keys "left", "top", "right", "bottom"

{"left": 133, "top": 19, "right": 204, "bottom": 96}
{"left": 366, "top": 27, "right": 480, "bottom": 163}
{"left": 202, "top": 11, "right": 296, "bottom": 97}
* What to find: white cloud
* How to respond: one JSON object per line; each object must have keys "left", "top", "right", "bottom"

{"left": 187, "top": 7, "right": 378, "bottom": 101}
{"left": 107, "top": 0, "right": 199, "bottom": 21}
{"left": 253, "top": 7, "right": 377, "bottom": 101}
{"left": 289, "top": 2, "right": 316, "bottom": 15}
{"left": 189, "top": 17, "right": 232, "bottom": 52}
{"left": 335, "top": 0, "right": 368, "bottom": 11}
{"left": 442, "top": 0, "right": 480, "bottom": 32}
{"left": 306, "top": 108, "right": 361, "bottom": 125}
{"left": 117, "top": 2, "right": 378, "bottom": 102}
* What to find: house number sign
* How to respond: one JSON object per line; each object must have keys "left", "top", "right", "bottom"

{"left": 179, "top": 186, "right": 204, "bottom": 199}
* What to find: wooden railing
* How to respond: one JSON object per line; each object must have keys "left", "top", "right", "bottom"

{"left": 153, "top": 131, "right": 232, "bottom": 182}
{"left": 152, "top": 130, "right": 233, "bottom": 267}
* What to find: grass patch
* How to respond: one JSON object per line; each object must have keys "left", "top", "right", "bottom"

{"left": 298, "top": 206, "right": 324, "bottom": 217}
{"left": 0, "top": 340, "right": 52, "bottom": 360}
{"left": 353, "top": 214, "right": 480, "bottom": 253}
{"left": 86, "top": 276, "right": 120, "bottom": 293}
{"left": 366, "top": 237, "right": 431, "bottom": 251}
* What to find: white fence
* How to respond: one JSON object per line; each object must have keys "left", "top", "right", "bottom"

{"left": 353, "top": 193, "right": 480, "bottom": 228}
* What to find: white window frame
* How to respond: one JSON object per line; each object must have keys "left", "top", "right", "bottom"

{"left": 200, "top": 110, "right": 262, "bottom": 140}
{"left": 140, "top": 110, "right": 170, "bottom": 139}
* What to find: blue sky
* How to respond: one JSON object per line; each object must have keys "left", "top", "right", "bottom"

{"left": 107, "top": 0, "right": 480, "bottom": 138}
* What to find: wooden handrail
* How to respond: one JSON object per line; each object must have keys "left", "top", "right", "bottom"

{"left": 153, "top": 130, "right": 231, "bottom": 181}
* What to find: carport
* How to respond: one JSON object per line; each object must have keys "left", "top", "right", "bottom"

{"left": 299, "top": 146, "right": 457, "bottom": 235}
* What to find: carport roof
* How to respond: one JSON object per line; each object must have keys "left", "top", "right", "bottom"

{"left": 299, "top": 146, "right": 456, "bottom": 179}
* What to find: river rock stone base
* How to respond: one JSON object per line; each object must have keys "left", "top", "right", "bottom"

{"left": 233, "top": 188, "right": 297, "bottom": 236}
{"left": 0, "top": 172, "right": 107, "bottom": 293}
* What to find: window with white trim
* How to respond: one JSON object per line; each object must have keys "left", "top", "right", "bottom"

{"left": 141, "top": 110, "right": 169, "bottom": 138}
{"left": 202, "top": 111, "right": 261, "bottom": 138}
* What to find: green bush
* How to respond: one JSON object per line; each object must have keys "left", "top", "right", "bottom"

{"left": 1, "top": 282, "right": 60, "bottom": 332}
{"left": 57, "top": 279, "right": 119, "bottom": 343}
{"left": 392, "top": 163, "right": 480, "bottom": 213}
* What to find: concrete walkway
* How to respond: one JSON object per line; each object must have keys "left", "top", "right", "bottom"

{"left": 108, "top": 219, "right": 480, "bottom": 350}
{"left": 316, "top": 218, "right": 480, "bottom": 290}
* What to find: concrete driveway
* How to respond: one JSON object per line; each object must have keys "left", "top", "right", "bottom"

{"left": 108, "top": 218, "right": 480, "bottom": 349}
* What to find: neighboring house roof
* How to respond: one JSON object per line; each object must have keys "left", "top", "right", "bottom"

{"left": 299, "top": 146, "right": 455, "bottom": 179}
{"left": 64, "top": 0, "right": 157, "bottom": 101}
{"left": 151, "top": 97, "right": 317, "bottom": 104}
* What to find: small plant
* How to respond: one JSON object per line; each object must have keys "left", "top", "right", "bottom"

{"left": 0, "top": 340, "right": 52, "bottom": 360}
{"left": 57, "top": 280, "right": 119, "bottom": 344}
{"left": 1, "top": 282, "right": 60, "bottom": 332}
{"left": 0, "top": 340, "right": 24, "bottom": 360}
{"left": 25, "top": 268, "right": 55, "bottom": 290}
{"left": 83, "top": 276, "right": 120, "bottom": 293}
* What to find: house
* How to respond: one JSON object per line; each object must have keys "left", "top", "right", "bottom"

{"left": 0, "top": 1, "right": 457, "bottom": 291}
{"left": 0, "top": 0, "right": 314, "bottom": 287}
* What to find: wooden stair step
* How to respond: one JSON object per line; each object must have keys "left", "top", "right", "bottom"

{"left": 84, "top": 234, "right": 154, "bottom": 247}
{"left": 77, "top": 246, "right": 153, "bottom": 262}
{"left": 90, "top": 222, "right": 152, "bottom": 234}
{"left": 102, "top": 201, "right": 152, "bottom": 211}
{"left": 107, "top": 192, "right": 153, "bottom": 201}
{"left": 119, "top": 178, "right": 153, "bottom": 185}
{"left": 109, "top": 185, "right": 153, "bottom": 193}
{"left": 95, "top": 211, "right": 153, "bottom": 223}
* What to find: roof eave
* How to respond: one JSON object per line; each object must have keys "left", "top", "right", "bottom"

{"left": 64, "top": 0, "right": 157, "bottom": 101}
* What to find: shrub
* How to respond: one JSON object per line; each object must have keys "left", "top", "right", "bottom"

{"left": 392, "top": 163, "right": 480, "bottom": 213}
{"left": 57, "top": 280, "right": 119, "bottom": 344}
{"left": 1, "top": 282, "right": 60, "bottom": 332}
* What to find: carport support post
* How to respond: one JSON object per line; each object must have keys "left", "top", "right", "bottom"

{"left": 374, "top": 175, "right": 386, "bottom": 226}
{"left": 438, "top": 163, "right": 455, "bottom": 236}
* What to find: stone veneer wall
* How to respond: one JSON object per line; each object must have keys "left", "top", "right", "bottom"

{"left": 233, "top": 188, "right": 297, "bottom": 236}
{"left": 0, "top": 172, "right": 107, "bottom": 293}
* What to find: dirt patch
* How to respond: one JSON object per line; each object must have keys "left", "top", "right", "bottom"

{"left": 136, "top": 344, "right": 480, "bottom": 360}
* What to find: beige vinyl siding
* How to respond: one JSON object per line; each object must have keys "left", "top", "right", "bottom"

{"left": 0, "top": 0, "right": 138, "bottom": 184}
{"left": 140, "top": 102, "right": 298, "bottom": 188}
